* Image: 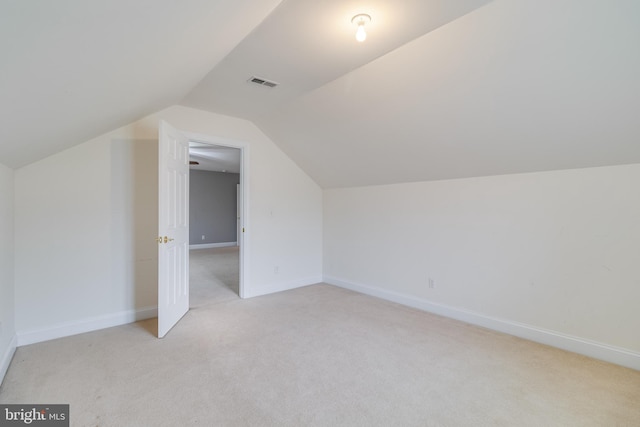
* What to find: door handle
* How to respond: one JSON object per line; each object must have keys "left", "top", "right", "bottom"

{"left": 157, "top": 236, "right": 175, "bottom": 244}
{"left": 164, "top": 236, "right": 174, "bottom": 243}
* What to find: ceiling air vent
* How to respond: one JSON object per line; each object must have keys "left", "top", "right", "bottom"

{"left": 248, "top": 76, "right": 279, "bottom": 88}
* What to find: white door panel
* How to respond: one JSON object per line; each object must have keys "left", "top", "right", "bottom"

{"left": 158, "top": 120, "right": 189, "bottom": 338}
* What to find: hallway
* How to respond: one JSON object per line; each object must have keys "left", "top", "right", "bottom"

{"left": 190, "top": 246, "right": 239, "bottom": 307}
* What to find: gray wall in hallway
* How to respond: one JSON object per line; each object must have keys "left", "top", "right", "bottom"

{"left": 189, "top": 170, "right": 240, "bottom": 244}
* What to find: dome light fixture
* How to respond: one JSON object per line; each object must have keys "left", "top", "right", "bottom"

{"left": 351, "top": 13, "right": 371, "bottom": 42}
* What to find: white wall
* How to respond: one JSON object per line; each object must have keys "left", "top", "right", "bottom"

{"left": 0, "top": 162, "right": 16, "bottom": 384}
{"left": 324, "top": 164, "right": 640, "bottom": 369}
{"left": 14, "top": 105, "right": 322, "bottom": 344}
{"left": 111, "top": 138, "right": 159, "bottom": 319}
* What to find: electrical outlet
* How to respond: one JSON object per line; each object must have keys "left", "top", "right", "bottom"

{"left": 274, "top": 266, "right": 279, "bottom": 274}
{"left": 201, "top": 235, "right": 205, "bottom": 240}
{"left": 428, "top": 277, "right": 435, "bottom": 289}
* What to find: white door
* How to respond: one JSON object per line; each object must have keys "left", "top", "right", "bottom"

{"left": 236, "top": 183, "right": 241, "bottom": 246}
{"left": 158, "top": 120, "right": 190, "bottom": 338}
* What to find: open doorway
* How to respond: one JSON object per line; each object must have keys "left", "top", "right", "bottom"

{"left": 188, "top": 142, "right": 242, "bottom": 307}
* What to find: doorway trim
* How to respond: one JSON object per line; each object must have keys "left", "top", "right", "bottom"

{"left": 184, "top": 131, "right": 250, "bottom": 299}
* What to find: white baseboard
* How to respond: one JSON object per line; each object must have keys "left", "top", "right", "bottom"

{"left": 0, "top": 334, "right": 17, "bottom": 386}
{"left": 243, "top": 276, "right": 323, "bottom": 299}
{"left": 16, "top": 306, "right": 158, "bottom": 347}
{"left": 190, "top": 242, "right": 237, "bottom": 250}
{"left": 324, "top": 276, "right": 640, "bottom": 371}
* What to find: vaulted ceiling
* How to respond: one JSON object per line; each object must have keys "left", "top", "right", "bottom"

{"left": 0, "top": 0, "right": 282, "bottom": 168}
{"left": 2, "top": 0, "right": 639, "bottom": 188}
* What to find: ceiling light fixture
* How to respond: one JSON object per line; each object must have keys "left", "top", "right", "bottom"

{"left": 351, "top": 14, "right": 371, "bottom": 42}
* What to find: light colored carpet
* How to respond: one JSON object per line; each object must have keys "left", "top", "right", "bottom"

{"left": 1, "top": 284, "right": 639, "bottom": 426}
{"left": 189, "top": 246, "right": 239, "bottom": 308}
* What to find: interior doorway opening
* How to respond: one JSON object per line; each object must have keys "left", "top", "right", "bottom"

{"left": 158, "top": 121, "right": 249, "bottom": 337}
{"left": 188, "top": 142, "right": 243, "bottom": 307}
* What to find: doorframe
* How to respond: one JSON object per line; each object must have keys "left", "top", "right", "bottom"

{"left": 184, "top": 131, "right": 250, "bottom": 299}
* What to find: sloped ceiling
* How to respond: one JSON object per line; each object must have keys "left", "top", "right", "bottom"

{"left": 182, "top": 0, "right": 493, "bottom": 120}
{"left": 184, "top": 0, "right": 640, "bottom": 188}
{"left": 250, "top": 0, "right": 640, "bottom": 187}
{"left": 0, "top": 0, "right": 282, "bottom": 168}
{"left": 2, "top": 0, "right": 640, "bottom": 189}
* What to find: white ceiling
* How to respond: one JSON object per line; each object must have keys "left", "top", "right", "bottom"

{"left": 251, "top": 0, "right": 640, "bottom": 187}
{"left": 0, "top": 0, "right": 281, "bottom": 168}
{"left": 189, "top": 143, "right": 240, "bottom": 174}
{"left": 2, "top": 0, "right": 640, "bottom": 188}
{"left": 182, "top": 0, "right": 492, "bottom": 120}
